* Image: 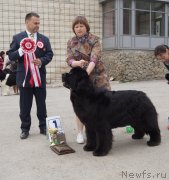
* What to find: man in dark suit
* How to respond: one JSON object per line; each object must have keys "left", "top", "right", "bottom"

{"left": 7, "top": 12, "right": 53, "bottom": 139}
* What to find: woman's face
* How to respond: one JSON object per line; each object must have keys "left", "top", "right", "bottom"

{"left": 74, "top": 23, "right": 87, "bottom": 37}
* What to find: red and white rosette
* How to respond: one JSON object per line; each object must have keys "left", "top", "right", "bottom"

{"left": 20, "top": 38, "right": 41, "bottom": 87}
{"left": 20, "top": 38, "right": 36, "bottom": 53}
{"left": 37, "top": 40, "right": 44, "bottom": 49}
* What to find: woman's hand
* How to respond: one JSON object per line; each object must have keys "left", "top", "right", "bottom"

{"left": 79, "top": 60, "right": 86, "bottom": 68}
{"left": 72, "top": 60, "right": 86, "bottom": 68}
{"left": 86, "top": 62, "right": 95, "bottom": 75}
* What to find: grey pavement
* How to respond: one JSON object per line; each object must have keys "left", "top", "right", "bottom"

{"left": 0, "top": 80, "right": 169, "bottom": 180}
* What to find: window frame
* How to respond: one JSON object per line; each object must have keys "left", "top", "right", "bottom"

{"left": 102, "top": 1, "right": 116, "bottom": 38}
{"left": 101, "top": 0, "right": 169, "bottom": 50}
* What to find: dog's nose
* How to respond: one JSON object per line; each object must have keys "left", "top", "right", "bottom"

{"left": 62, "top": 73, "right": 67, "bottom": 82}
{"left": 62, "top": 73, "right": 69, "bottom": 82}
{"left": 62, "top": 73, "right": 71, "bottom": 89}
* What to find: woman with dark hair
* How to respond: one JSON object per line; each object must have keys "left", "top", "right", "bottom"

{"left": 0, "top": 51, "right": 5, "bottom": 70}
{"left": 66, "top": 16, "right": 111, "bottom": 143}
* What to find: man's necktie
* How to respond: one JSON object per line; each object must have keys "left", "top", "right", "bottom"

{"left": 30, "top": 33, "right": 34, "bottom": 39}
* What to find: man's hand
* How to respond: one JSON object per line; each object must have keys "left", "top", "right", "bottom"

{"left": 32, "top": 58, "right": 42, "bottom": 66}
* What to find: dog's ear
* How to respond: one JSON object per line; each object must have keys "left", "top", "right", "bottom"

{"left": 69, "top": 67, "right": 93, "bottom": 92}
{"left": 76, "top": 79, "right": 89, "bottom": 92}
{"left": 76, "top": 75, "right": 93, "bottom": 93}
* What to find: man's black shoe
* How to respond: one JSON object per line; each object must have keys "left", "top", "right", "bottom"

{"left": 20, "top": 132, "right": 29, "bottom": 139}
{"left": 40, "top": 128, "right": 46, "bottom": 135}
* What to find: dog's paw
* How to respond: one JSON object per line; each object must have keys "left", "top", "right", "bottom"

{"left": 147, "top": 140, "right": 161, "bottom": 146}
{"left": 83, "top": 144, "right": 95, "bottom": 151}
{"left": 132, "top": 134, "right": 144, "bottom": 139}
{"left": 93, "top": 150, "right": 108, "bottom": 156}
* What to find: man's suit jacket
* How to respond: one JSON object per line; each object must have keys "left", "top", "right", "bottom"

{"left": 7, "top": 31, "right": 53, "bottom": 88}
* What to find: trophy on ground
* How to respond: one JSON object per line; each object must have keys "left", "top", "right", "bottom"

{"left": 46, "top": 116, "right": 75, "bottom": 155}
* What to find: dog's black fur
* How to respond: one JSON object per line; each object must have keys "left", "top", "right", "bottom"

{"left": 62, "top": 67, "right": 161, "bottom": 156}
{"left": 0, "top": 69, "right": 16, "bottom": 86}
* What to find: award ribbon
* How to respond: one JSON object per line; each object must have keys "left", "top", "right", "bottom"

{"left": 20, "top": 38, "right": 41, "bottom": 87}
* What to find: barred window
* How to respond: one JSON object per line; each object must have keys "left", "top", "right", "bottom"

{"left": 101, "top": 0, "right": 169, "bottom": 50}
{"left": 103, "top": 1, "right": 115, "bottom": 37}
{"left": 136, "top": 0, "right": 150, "bottom": 10}
{"left": 136, "top": 11, "right": 150, "bottom": 35}
{"left": 135, "top": 0, "right": 150, "bottom": 35}
{"left": 151, "top": 12, "right": 165, "bottom": 36}
{"left": 135, "top": 0, "right": 165, "bottom": 36}
{"left": 151, "top": 1, "right": 165, "bottom": 36}
{"left": 123, "top": 0, "right": 131, "bottom": 35}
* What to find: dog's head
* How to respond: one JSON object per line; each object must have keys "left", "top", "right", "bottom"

{"left": 62, "top": 67, "right": 90, "bottom": 91}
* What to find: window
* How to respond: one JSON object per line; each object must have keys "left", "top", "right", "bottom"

{"left": 151, "top": 12, "right": 165, "bottom": 36}
{"left": 152, "top": 1, "right": 165, "bottom": 12}
{"left": 123, "top": 9, "right": 131, "bottom": 34}
{"left": 135, "top": 0, "right": 150, "bottom": 35}
{"left": 151, "top": 1, "right": 165, "bottom": 36}
{"left": 103, "top": 1, "right": 115, "bottom": 37}
{"left": 124, "top": 0, "right": 131, "bottom": 9}
{"left": 136, "top": 0, "right": 150, "bottom": 10}
{"left": 136, "top": 11, "right": 150, "bottom": 35}
{"left": 101, "top": 0, "right": 169, "bottom": 50}
{"left": 123, "top": 0, "right": 131, "bottom": 35}
{"left": 135, "top": 0, "right": 166, "bottom": 36}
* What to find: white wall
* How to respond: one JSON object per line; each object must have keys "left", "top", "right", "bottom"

{"left": 0, "top": 0, "right": 102, "bottom": 83}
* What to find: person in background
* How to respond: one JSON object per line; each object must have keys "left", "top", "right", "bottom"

{"left": 0, "top": 51, "right": 10, "bottom": 96}
{"left": 7, "top": 12, "right": 53, "bottom": 139}
{"left": 2, "top": 52, "right": 18, "bottom": 95}
{"left": 0, "top": 51, "right": 5, "bottom": 70}
{"left": 66, "top": 16, "right": 111, "bottom": 144}
{"left": 5, "top": 59, "right": 19, "bottom": 94}
{"left": 0, "top": 51, "right": 11, "bottom": 95}
{"left": 0, "top": 51, "right": 5, "bottom": 89}
{"left": 154, "top": 44, "right": 169, "bottom": 129}
{"left": 154, "top": 45, "right": 169, "bottom": 80}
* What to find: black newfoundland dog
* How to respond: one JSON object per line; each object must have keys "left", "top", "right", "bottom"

{"left": 62, "top": 67, "right": 161, "bottom": 156}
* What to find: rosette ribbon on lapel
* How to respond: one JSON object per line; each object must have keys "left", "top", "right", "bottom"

{"left": 20, "top": 38, "right": 41, "bottom": 87}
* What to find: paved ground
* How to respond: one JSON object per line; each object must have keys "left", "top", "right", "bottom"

{"left": 0, "top": 80, "right": 169, "bottom": 180}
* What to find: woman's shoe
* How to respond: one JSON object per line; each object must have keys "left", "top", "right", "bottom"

{"left": 76, "top": 133, "right": 84, "bottom": 144}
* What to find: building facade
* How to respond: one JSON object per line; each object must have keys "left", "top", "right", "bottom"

{"left": 0, "top": 0, "right": 169, "bottom": 83}
{"left": 101, "top": 0, "right": 169, "bottom": 50}
{"left": 100, "top": 0, "right": 169, "bottom": 81}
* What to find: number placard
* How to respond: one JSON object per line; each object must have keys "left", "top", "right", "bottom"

{"left": 46, "top": 116, "right": 64, "bottom": 142}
